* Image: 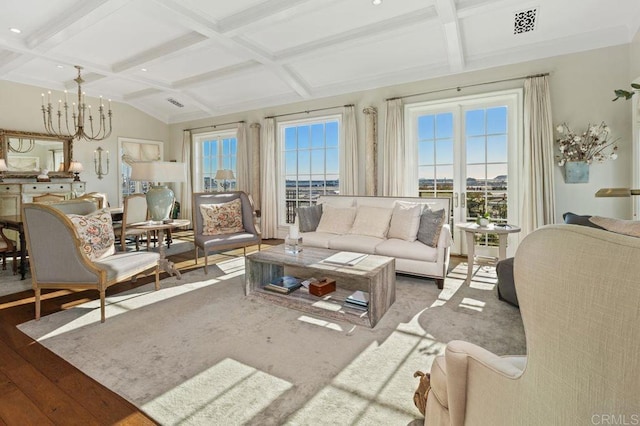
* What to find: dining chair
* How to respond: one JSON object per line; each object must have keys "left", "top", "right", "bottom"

{"left": 0, "top": 225, "right": 17, "bottom": 274}
{"left": 113, "top": 194, "right": 150, "bottom": 251}
{"left": 77, "top": 192, "right": 108, "bottom": 209}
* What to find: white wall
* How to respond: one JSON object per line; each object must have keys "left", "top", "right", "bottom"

{"left": 0, "top": 80, "right": 170, "bottom": 206}
{"left": 168, "top": 43, "right": 634, "bottom": 222}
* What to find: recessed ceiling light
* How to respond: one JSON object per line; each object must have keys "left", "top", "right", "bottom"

{"left": 372, "top": 0, "right": 382, "bottom": 5}
{"left": 56, "top": 65, "right": 63, "bottom": 69}
{"left": 141, "top": 68, "right": 147, "bottom": 72}
{"left": 9, "top": 28, "right": 21, "bottom": 34}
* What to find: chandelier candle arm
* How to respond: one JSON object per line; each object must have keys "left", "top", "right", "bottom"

{"left": 41, "top": 65, "right": 113, "bottom": 141}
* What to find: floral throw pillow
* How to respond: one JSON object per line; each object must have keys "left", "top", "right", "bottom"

{"left": 67, "top": 209, "right": 116, "bottom": 261}
{"left": 200, "top": 198, "right": 245, "bottom": 236}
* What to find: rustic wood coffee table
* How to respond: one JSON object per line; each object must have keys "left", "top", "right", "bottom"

{"left": 245, "top": 245, "right": 396, "bottom": 328}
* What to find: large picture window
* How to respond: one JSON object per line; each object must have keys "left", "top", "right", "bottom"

{"left": 192, "top": 130, "right": 237, "bottom": 192}
{"left": 278, "top": 116, "right": 340, "bottom": 225}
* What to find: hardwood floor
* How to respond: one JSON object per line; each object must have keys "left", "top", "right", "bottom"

{"left": 0, "top": 235, "right": 280, "bottom": 426}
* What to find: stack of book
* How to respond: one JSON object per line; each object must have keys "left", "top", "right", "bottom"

{"left": 344, "top": 290, "right": 369, "bottom": 311}
{"left": 263, "top": 276, "right": 302, "bottom": 294}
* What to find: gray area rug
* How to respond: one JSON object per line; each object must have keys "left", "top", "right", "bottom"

{"left": 18, "top": 259, "right": 524, "bottom": 425}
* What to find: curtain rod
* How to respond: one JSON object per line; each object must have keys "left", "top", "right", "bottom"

{"left": 385, "top": 72, "right": 550, "bottom": 101}
{"left": 265, "top": 104, "right": 354, "bottom": 119}
{"left": 184, "top": 120, "right": 245, "bottom": 132}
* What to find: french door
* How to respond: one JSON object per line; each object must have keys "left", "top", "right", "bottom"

{"left": 406, "top": 90, "right": 522, "bottom": 256}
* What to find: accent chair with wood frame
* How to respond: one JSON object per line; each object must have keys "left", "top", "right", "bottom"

{"left": 32, "top": 193, "right": 66, "bottom": 203}
{"left": 192, "top": 191, "right": 261, "bottom": 274}
{"left": 22, "top": 202, "right": 160, "bottom": 323}
{"left": 423, "top": 224, "right": 640, "bottom": 425}
{"left": 0, "top": 225, "right": 17, "bottom": 274}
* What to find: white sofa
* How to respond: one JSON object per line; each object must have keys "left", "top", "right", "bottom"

{"left": 299, "top": 195, "right": 452, "bottom": 288}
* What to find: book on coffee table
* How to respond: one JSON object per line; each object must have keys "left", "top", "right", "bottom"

{"left": 345, "top": 290, "right": 369, "bottom": 308}
{"left": 322, "top": 252, "right": 368, "bottom": 266}
{"left": 263, "top": 276, "right": 302, "bottom": 294}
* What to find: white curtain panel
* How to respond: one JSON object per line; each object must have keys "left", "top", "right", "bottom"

{"left": 260, "top": 118, "right": 278, "bottom": 239}
{"left": 180, "top": 130, "right": 193, "bottom": 222}
{"left": 340, "top": 105, "right": 359, "bottom": 195}
{"left": 383, "top": 99, "right": 406, "bottom": 196}
{"left": 236, "top": 122, "right": 250, "bottom": 194}
{"left": 520, "top": 75, "right": 556, "bottom": 239}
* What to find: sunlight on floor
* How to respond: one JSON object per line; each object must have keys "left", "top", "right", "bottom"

{"left": 142, "top": 358, "right": 292, "bottom": 425}
{"left": 297, "top": 315, "right": 344, "bottom": 331}
{"left": 459, "top": 297, "right": 486, "bottom": 312}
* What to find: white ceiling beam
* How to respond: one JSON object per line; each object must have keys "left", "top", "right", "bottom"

{"left": 150, "top": 0, "right": 311, "bottom": 98}
{"left": 275, "top": 7, "right": 438, "bottom": 63}
{"left": 27, "top": 0, "right": 132, "bottom": 51}
{"left": 434, "top": 0, "right": 465, "bottom": 72}
{"left": 173, "top": 61, "right": 260, "bottom": 89}
{"left": 457, "top": 0, "right": 528, "bottom": 19}
{"left": 112, "top": 32, "right": 209, "bottom": 73}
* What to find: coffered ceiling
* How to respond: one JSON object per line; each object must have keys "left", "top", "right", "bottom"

{"left": 1, "top": 0, "right": 639, "bottom": 124}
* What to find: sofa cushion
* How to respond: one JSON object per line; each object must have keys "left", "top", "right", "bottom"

{"left": 319, "top": 197, "right": 355, "bottom": 208}
{"left": 299, "top": 231, "right": 338, "bottom": 249}
{"left": 296, "top": 204, "right": 323, "bottom": 232}
{"left": 589, "top": 216, "right": 640, "bottom": 238}
{"left": 417, "top": 208, "right": 446, "bottom": 248}
{"left": 375, "top": 238, "right": 438, "bottom": 262}
{"left": 316, "top": 205, "right": 356, "bottom": 234}
{"left": 328, "top": 234, "right": 383, "bottom": 254}
{"left": 200, "top": 198, "right": 245, "bottom": 236}
{"left": 67, "top": 209, "right": 115, "bottom": 261}
{"left": 563, "top": 212, "right": 604, "bottom": 229}
{"left": 348, "top": 206, "right": 393, "bottom": 239}
{"left": 388, "top": 202, "right": 422, "bottom": 241}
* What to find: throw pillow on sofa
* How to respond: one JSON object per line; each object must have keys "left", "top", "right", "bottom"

{"left": 296, "top": 204, "right": 323, "bottom": 232}
{"left": 349, "top": 206, "right": 393, "bottom": 239}
{"left": 316, "top": 205, "right": 357, "bottom": 234}
{"left": 417, "top": 208, "right": 446, "bottom": 248}
{"left": 67, "top": 208, "right": 116, "bottom": 261}
{"left": 588, "top": 216, "right": 640, "bottom": 238}
{"left": 200, "top": 198, "right": 245, "bottom": 236}
{"left": 388, "top": 202, "right": 422, "bottom": 241}
{"left": 562, "top": 212, "right": 604, "bottom": 229}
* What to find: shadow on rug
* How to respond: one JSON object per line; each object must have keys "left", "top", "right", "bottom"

{"left": 18, "top": 258, "right": 525, "bottom": 425}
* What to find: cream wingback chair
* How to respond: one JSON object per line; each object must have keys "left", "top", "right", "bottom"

{"left": 22, "top": 202, "right": 160, "bottom": 323}
{"left": 192, "top": 191, "right": 261, "bottom": 274}
{"left": 424, "top": 224, "right": 640, "bottom": 425}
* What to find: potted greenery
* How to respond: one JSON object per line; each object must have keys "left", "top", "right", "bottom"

{"left": 612, "top": 83, "right": 640, "bottom": 101}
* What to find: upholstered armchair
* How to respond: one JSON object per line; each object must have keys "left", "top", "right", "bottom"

{"left": 192, "top": 191, "right": 261, "bottom": 274}
{"left": 424, "top": 224, "right": 640, "bottom": 425}
{"left": 22, "top": 202, "right": 160, "bottom": 323}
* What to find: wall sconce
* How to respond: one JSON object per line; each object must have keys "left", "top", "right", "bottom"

{"left": 68, "top": 161, "right": 84, "bottom": 182}
{"left": 94, "top": 146, "right": 109, "bottom": 179}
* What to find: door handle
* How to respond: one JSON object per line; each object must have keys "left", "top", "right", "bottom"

{"left": 461, "top": 192, "right": 466, "bottom": 208}
{"left": 454, "top": 192, "right": 458, "bottom": 208}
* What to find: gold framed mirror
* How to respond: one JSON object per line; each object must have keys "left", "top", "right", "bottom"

{"left": 0, "top": 129, "right": 73, "bottom": 179}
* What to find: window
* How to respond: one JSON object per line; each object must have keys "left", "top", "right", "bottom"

{"left": 406, "top": 90, "right": 522, "bottom": 255}
{"left": 193, "top": 130, "right": 237, "bottom": 192}
{"left": 118, "top": 138, "right": 163, "bottom": 206}
{"left": 278, "top": 116, "right": 340, "bottom": 225}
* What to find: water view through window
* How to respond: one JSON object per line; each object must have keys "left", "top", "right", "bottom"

{"left": 281, "top": 118, "right": 340, "bottom": 224}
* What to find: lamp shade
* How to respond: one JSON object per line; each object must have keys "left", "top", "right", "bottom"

{"left": 130, "top": 161, "right": 186, "bottom": 183}
{"left": 68, "top": 161, "right": 83, "bottom": 172}
{"left": 130, "top": 161, "right": 186, "bottom": 222}
{"left": 214, "top": 169, "right": 235, "bottom": 180}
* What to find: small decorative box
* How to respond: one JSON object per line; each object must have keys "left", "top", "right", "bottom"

{"left": 309, "top": 278, "right": 336, "bottom": 296}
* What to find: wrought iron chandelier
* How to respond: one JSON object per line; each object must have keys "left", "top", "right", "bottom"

{"left": 41, "top": 65, "right": 113, "bottom": 141}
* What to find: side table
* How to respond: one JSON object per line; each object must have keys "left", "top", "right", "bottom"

{"left": 130, "top": 219, "right": 190, "bottom": 279}
{"left": 455, "top": 222, "right": 521, "bottom": 284}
